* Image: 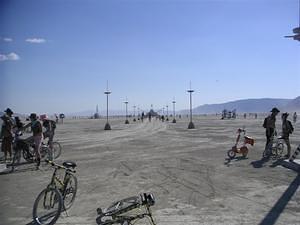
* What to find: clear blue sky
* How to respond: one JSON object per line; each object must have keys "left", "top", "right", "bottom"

{"left": 1, "top": 0, "right": 299, "bottom": 115}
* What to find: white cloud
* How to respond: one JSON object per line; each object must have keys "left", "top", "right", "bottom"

{"left": 3, "top": 37, "right": 13, "bottom": 42}
{"left": 26, "top": 38, "right": 46, "bottom": 43}
{"left": 0, "top": 52, "right": 20, "bottom": 61}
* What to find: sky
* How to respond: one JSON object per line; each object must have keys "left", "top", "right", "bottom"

{"left": 0, "top": 0, "right": 299, "bottom": 115}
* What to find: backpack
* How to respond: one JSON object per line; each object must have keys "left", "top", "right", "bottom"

{"left": 51, "top": 120, "right": 56, "bottom": 130}
{"left": 263, "top": 117, "right": 268, "bottom": 128}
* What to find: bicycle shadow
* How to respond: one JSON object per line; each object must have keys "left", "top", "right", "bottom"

{"left": 258, "top": 173, "right": 300, "bottom": 225}
{"left": 224, "top": 156, "right": 248, "bottom": 167}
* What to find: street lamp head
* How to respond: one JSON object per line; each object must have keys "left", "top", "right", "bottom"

{"left": 187, "top": 89, "right": 194, "bottom": 93}
{"left": 104, "top": 91, "right": 111, "bottom": 94}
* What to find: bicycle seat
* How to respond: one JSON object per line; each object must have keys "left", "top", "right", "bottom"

{"left": 63, "top": 161, "right": 77, "bottom": 168}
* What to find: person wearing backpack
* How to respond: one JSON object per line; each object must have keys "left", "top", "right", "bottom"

{"left": 263, "top": 107, "right": 280, "bottom": 150}
{"left": 281, "top": 112, "right": 294, "bottom": 159}
{"left": 40, "top": 114, "right": 56, "bottom": 161}
{"left": 1, "top": 108, "right": 15, "bottom": 163}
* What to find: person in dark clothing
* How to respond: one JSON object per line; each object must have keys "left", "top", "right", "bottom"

{"left": 263, "top": 107, "right": 280, "bottom": 150}
{"left": 281, "top": 113, "right": 294, "bottom": 158}
{"left": 1, "top": 108, "right": 14, "bottom": 162}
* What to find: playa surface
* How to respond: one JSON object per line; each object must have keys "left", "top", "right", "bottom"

{"left": 1, "top": 115, "right": 299, "bottom": 225}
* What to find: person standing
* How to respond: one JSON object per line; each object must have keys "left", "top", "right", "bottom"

{"left": 263, "top": 107, "right": 280, "bottom": 150}
{"left": 24, "top": 113, "right": 43, "bottom": 169}
{"left": 0, "top": 108, "right": 14, "bottom": 163}
{"left": 40, "top": 114, "right": 56, "bottom": 160}
{"left": 293, "top": 112, "right": 297, "bottom": 124}
{"left": 281, "top": 113, "right": 294, "bottom": 158}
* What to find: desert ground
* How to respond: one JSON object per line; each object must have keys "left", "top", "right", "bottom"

{"left": 0, "top": 115, "right": 299, "bottom": 225}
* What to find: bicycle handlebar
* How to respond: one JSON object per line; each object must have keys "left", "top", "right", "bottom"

{"left": 45, "top": 159, "right": 76, "bottom": 173}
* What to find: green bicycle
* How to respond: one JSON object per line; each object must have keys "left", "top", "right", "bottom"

{"left": 32, "top": 159, "right": 77, "bottom": 225}
{"left": 96, "top": 193, "right": 157, "bottom": 225}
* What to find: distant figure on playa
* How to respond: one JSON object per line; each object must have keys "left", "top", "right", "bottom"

{"left": 148, "top": 113, "right": 151, "bottom": 122}
{"left": 281, "top": 113, "right": 294, "bottom": 158}
{"left": 23, "top": 113, "right": 43, "bottom": 169}
{"left": 244, "top": 113, "right": 247, "bottom": 119}
{"left": 263, "top": 107, "right": 280, "bottom": 150}
{"left": 0, "top": 108, "right": 14, "bottom": 162}
{"left": 293, "top": 112, "right": 297, "bottom": 123}
{"left": 254, "top": 113, "right": 258, "bottom": 119}
{"left": 141, "top": 112, "right": 144, "bottom": 122}
{"left": 40, "top": 114, "right": 56, "bottom": 160}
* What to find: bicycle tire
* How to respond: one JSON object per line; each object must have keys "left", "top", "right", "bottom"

{"left": 276, "top": 142, "right": 284, "bottom": 157}
{"left": 62, "top": 173, "right": 77, "bottom": 210}
{"left": 227, "top": 149, "right": 236, "bottom": 159}
{"left": 52, "top": 142, "right": 62, "bottom": 159}
{"left": 33, "top": 187, "right": 63, "bottom": 225}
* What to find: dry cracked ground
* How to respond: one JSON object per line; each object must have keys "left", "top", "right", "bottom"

{"left": 0, "top": 115, "right": 299, "bottom": 225}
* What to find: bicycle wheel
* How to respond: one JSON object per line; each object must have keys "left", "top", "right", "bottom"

{"left": 227, "top": 149, "right": 236, "bottom": 159}
{"left": 33, "top": 187, "right": 63, "bottom": 225}
{"left": 276, "top": 142, "right": 284, "bottom": 157}
{"left": 52, "top": 142, "right": 62, "bottom": 159}
{"left": 62, "top": 173, "right": 77, "bottom": 210}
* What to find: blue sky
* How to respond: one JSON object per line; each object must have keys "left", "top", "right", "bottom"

{"left": 1, "top": 0, "right": 299, "bottom": 115}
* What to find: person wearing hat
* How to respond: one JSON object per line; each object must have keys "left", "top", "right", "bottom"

{"left": 40, "top": 114, "right": 56, "bottom": 160}
{"left": 0, "top": 108, "right": 14, "bottom": 162}
{"left": 263, "top": 107, "right": 280, "bottom": 151}
{"left": 23, "top": 113, "right": 43, "bottom": 169}
{"left": 281, "top": 113, "right": 294, "bottom": 158}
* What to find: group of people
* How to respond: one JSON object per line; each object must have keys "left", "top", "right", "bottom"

{"left": 0, "top": 108, "right": 56, "bottom": 169}
{"left": 263, "top": 107, "right": 295, "bottom": 159}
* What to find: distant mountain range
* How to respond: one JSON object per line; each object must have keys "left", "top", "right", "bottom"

{"left": 186, "top": 96, "right": 300, "bottom": 114}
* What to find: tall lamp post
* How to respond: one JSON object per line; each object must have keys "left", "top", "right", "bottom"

{"left": 187, "top": 85, "right": 195, "bottom": 129}
{"left": 124, "top": 100, "right": 129, "bottom": 124}
{"left": 172, "top": 99, "right": 176, "bottom": 123}
{"left": 104, "top": 83, "right": 111, "bottom": 130}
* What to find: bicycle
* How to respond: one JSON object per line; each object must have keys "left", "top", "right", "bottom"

{"left": 262, "top": 131, "right": 284, "bottom": 159}
{"left": 96, "top": 193, "right": 156, "bottom": 225}
{"left": 27, "top": 140, "right": 62, "bottom": 161}
{"left": 33, "top": 159, "right": 77, "bottom": 225}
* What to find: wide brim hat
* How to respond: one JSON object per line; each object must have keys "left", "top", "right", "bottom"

{"left": 270, "top": 107, "right": 280, "bottom": 113}
{"left": 4, "top": 108, "right": 13, "bottom": 114}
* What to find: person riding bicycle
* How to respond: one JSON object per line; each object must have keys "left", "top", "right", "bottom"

{"left": 281, "top": 113, "right": 294, "bottom": 159}
{"left": 1, "top": 108, "right": 14, "bottom": 163}
{"left": 40, "top": 114, "right": 56, "bottom": 160}
{"left": 23, "top": 113, "right": 43, "bottom": 169}
{"left": 263, "top": 107, "right": 280, "bottom": 150}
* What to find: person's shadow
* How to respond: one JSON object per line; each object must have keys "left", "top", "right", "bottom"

{"left": 250, "top": 156, "right": 271, "bottom": 168}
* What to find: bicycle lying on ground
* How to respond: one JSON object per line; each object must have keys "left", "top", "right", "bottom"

{"left": 32, "top": 159, "right": 77, "bottom": 225}
{"left": 96, "top": 193, "right": 156, "bottom": 225}
{"left": 262, "top": 131, "right": 284, "bottom": 159}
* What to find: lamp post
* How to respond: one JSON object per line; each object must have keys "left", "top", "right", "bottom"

{"left": 124, "top": 100, "right": 129, "bottom": 124}
{"left": 187, "top": 85, "right": 195, "bottom": 129}
{"left": 104, "top": 82, "right": 111, "bottom": 130}
{"left": 172, "top": 99, "right": 176, "bottom": 123}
